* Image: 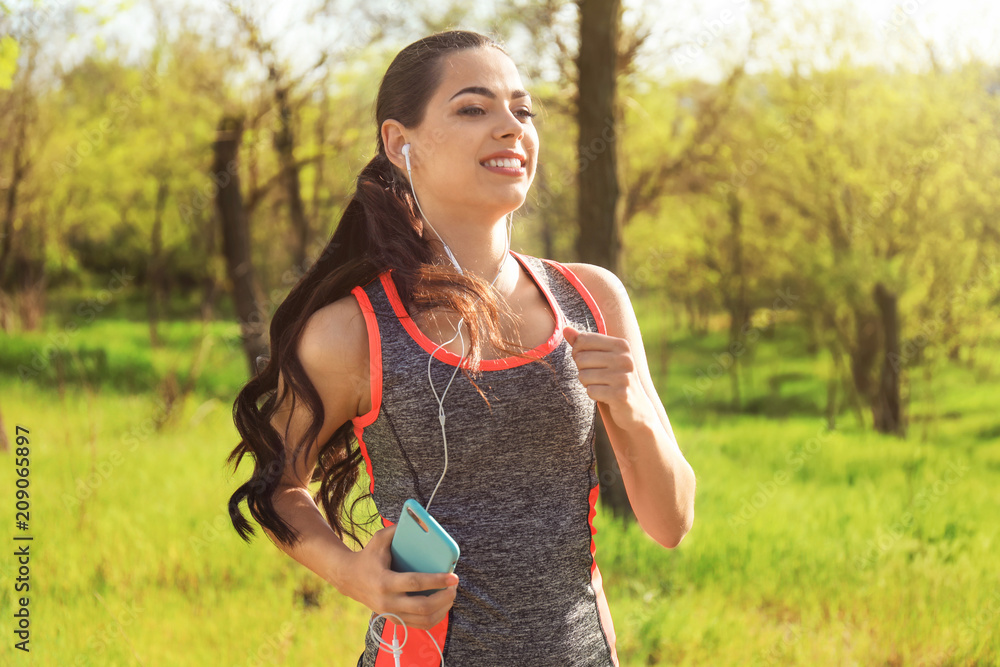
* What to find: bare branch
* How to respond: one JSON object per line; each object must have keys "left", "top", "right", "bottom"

{"left": 246, "top": 153, "right": 327, "bottom": 213}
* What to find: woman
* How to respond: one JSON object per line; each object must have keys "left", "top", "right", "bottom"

{"left": 227, "top": 29, "right": 695, "bottom": 667}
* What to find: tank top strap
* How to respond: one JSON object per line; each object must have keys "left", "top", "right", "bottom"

{"left": 513, "top": 252, "right": 607, "bottom": 336}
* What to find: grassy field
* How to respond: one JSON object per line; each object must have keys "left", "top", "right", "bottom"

{"left": 1, "top": 293, "right": 999, "bottom": 666}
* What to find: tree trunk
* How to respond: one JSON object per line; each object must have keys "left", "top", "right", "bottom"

{"left": 148, "top": 179, "right": 169, "bottom": 347}
{"left": 14, "top": 216, "right": 46, "bottom": 331}
{"left": 312, "top": 84, "right": 328, "bottom": 226}
{"left": 212, "top": 115, "right": 268, "bottom": 376}
{"left": 200, "top": 206, "right": 219, "bottom": 322}
{"left": 576, "top": 0, "right": 622, "bottom": 272}
{"left": 274, "top": 86, "right": 310, "bottom": 271}
{"left": 684, "top": 296, "right": 697, "bottom": 332}
{"left": 825, "top": 341, "right": 844, "bottom": 430}
{"left": 805, "top": 309, "right": 822, "bottom": 356}
{"left": 850, "top": 307, "right": 880, "bottom": 406}
{"left": 725, "top": 191, "right": 748, "bottom": 410}
{"left": 1, "top": 90, "right": 29, "bottom": 318}
{"left": 593, "top": 411, "right": 631, "bottom": 517}
{"left": 873, "top": 282, "right": 904, "bottom": 435}
{"left": 577, "top": 0, "right": 632, "bottom": 521}
{"left": 0, "top": 122, "right": 25, "bottom": 289}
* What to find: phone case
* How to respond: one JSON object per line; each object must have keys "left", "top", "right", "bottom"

{"left": 390, "top": 498, "right": 461, "bottom": 597}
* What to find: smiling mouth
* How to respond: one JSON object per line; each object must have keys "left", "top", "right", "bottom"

{"left": 480, "top": 160, "right": 526, "bottom": 175}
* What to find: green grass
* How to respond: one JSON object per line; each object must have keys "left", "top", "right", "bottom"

{"left": 1, "top": 294, "right": 999, "bottom": 665}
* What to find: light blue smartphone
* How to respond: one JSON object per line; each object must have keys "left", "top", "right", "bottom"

{"left": 389, "top": 498, "right": 460, "bottom": 597}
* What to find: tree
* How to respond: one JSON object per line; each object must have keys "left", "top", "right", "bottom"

{"left": 0, "top": 19, "right": 44, "bottom": 330}
{"left": 575, "top": 0, "right": 635, "bottom": 520}
{"left": 212, "top": 115, "right": 269, "bottom": 375}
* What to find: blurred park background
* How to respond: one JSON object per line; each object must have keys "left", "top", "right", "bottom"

{"left": 1, "top": 0, "right": 999, "bottom": 664}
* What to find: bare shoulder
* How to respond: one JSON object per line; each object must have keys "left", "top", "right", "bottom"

{"left": 296, "top": 291, "right": 371, "bottom": 422}
{"left": 561, "top": 262, "right": 626, "bottom": 290}
{"left": 560, "top": 262, "right": 630, "bottom": 314}
{"left": 269, "top": 293, "right": 370, "bottom": 486}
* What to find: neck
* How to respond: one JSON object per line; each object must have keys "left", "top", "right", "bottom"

{"left": 424, "top": 213, "right": 517, "bottom": 297}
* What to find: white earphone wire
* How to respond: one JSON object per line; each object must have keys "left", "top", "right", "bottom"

{"left": 368, "top": 144, "right": 514, "bottom": 666}
{"left": 403, "top": 142, "right": 513, "bottom": 510}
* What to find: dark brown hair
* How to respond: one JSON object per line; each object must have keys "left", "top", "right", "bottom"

{"left": 227, "top": 29, "right": 552, "bottom": 549}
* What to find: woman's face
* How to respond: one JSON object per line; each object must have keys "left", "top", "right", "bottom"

{"left": 384, "top": 47, "right": 539, "bottom": 224}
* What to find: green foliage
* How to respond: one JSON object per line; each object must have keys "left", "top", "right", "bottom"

{"left": 1, "top": 296, "right": 245, "bottom": 396}
{"left": 618, "top": 56, "right": 999, "bottom": 382}
{"left": 0, "top": 34, "right": 17, "bottom": 89}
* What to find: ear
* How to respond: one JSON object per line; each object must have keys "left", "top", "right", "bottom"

{"left": 381, "top": 119, "right": 409, "bottom": 172}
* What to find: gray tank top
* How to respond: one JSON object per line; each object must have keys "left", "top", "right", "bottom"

{"left": 350, "top": 250, "right": 620, "bottom": 666}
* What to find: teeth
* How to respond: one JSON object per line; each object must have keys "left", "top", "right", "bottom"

{"left": 483, "top": 157, "right": 523, "bottom": 169}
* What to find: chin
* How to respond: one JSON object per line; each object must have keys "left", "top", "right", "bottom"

{"left": 469, "top": 187, "right": 528, "bottom": 209}
{"left": 498, "top": 192, "right": 529, "bottom": 212}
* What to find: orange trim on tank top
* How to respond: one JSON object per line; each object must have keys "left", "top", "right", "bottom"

{"left": 541, "top": 259, "right": 608, "bottom": 336}
{"left": 379, "top": 250, "right": 566, "bottom": 370}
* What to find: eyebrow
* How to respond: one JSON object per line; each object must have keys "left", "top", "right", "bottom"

{"left": 449, "top": 86, "right": 531, "bottom": 102}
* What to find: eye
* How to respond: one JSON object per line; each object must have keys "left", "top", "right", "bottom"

{"left": 459, "top": 106, "right": 537, "bottom": 120}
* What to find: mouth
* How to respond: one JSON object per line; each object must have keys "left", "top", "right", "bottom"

{"left": 480, "top": 157, "right": 527, "bottom": 176}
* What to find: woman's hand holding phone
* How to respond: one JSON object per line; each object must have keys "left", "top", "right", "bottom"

{"left": 338, "top": 524, "right": 459, "bottom": 631}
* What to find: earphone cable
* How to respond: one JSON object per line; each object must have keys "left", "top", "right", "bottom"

{"left": 405, "top": 145, "right": 513, "bottom": 510}
{"left": 424, "top": 212, "right": 511, "bottom": 512}
{"left": 370, "top": 146, "right": 514, "bottom": 665}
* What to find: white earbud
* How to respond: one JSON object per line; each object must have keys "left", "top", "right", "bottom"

{"left": 401, "top": 142, "right": 465, "bottom": 275}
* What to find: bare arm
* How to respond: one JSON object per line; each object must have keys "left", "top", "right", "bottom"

{"left": 564, "top": 262, "right": 696, "bottom": 549}
{"left": 261, "top": 293, "right": 458, "bottom": 629}
{"left": 265, "top": 487, "right": 357, "bottom": 590}
{"left": 261, "top": 294, "right": 370, "bottom": 593}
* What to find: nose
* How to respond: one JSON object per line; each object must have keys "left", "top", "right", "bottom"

{"left": 495, "top": 106, "right": 525, "bottom": 141}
